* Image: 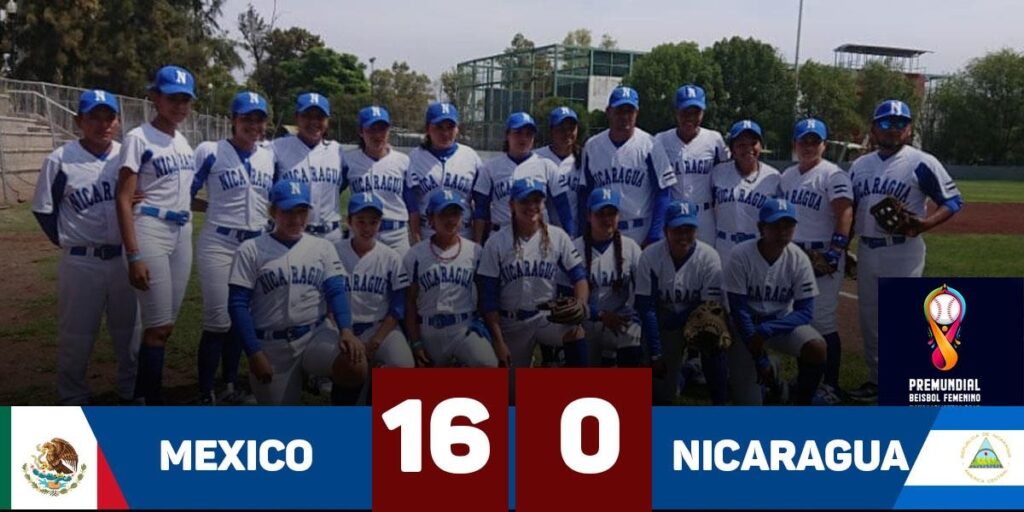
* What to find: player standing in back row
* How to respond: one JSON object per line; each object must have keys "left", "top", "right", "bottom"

{"left": 33, "top": 90, "right": 140, "bottom": 405}
{"left": 847, "top": 100, "right": 963, "bottom": 403}
{"left": 535, "top": 106, "right": 583, "bottom": 236}
{"left": 115, "top": 65, "right": 197, "bottom": 405}
{"left": 655, "top": 84, "right": 728, "bottom": 245}
{"left": 580, "top": 86, "right": 676, "bottom": 246}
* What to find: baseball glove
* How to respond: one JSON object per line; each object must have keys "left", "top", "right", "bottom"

{"left": 801, "top": 246, "right": 837, "bottom": 277}
{"left": 682, "top": 301, "right": 732, "bottom": 352}
{"left": 539, "top": 297, "right": 587, "bottom": 325}
{"left": 869, "top": 196, "right": 922, "bottom": 235}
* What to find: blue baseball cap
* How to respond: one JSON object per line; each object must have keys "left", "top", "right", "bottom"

{"left": 549, "top": 106, "right": 579, "bottom": 127}
{"left": 506, "top": 112, "right": 537, "bottom": 131}
{"left": 608, "top": 86, "right": 639, "bottom": 109}
{"left": 794, "top": 118, "right": 827, "bottom": 141}
{"left": 666, "top": 200, "right": 700, "bottom": 228}
{"left": 588, "top": 187, "right": 621, "bottom": 212}
{"left": 150, "top": 65, "right": 196, "bottom": 97}
{"left": 347, "top": 191, "right": 384, "bottom": 216}
{"left": 728, "top": 119, "right": 763, "bottom": 142}
{"left": 231, "top": 91, "right": 268, "bottom": 116}
{"left": 78, "top": 89, "right": 119, "bottom": 114}
{"left": 675, "top": 84, "right": 706, "bottom": 110}
{"left": 427, "top": 190, "right": 468, "bottom": 215}
{"left": 426, "top": 102, "right": 459, "bottom": 125}
{"left": 873, "top": 99, "right": 912, "bottom": 121}
{"left": 296, "top": 92, "right": 330, "bottom": 116}
{"left": 759, "top": 198, "right": 798, "bottom": 223}
{"left": 358, "top": 105, "right": 391, "bottom": 128}
{"left": 271, "top": 180, "right": 312, "bottom": 210}
{"left": 510, "top": 177, "right": 546, "bottom": 201}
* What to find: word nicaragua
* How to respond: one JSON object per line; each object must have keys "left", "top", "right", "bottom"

{"left": 673, "top": 439, "right": 908, "bottom": 472}
{"left": 160, "top": 439, "right": 313, "bottom": 471}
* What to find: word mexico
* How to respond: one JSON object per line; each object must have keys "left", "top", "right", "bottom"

{"left": 673, "top": 439, "right": 909, "bottom": 472}
{"left": 160, "top": 439, "right": 313, "bottom": 471}
{"left": 908, "top": 378, "right": 982, "bottom": 404}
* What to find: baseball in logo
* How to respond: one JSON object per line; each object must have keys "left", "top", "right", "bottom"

{"left": 924, "top": 284, "right": 966, "bottom": 371}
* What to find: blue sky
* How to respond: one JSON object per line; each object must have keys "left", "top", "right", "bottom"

{"left": 221, "top": 0, "right": 1023, "bottom": 79}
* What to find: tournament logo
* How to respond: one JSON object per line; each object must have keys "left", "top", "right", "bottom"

{"left": 962, "top": 433, "right": 1009, "bottom": 484}
{"left": 924, "top": 284, "right": 965, "bottom": 371}
{"left": 20, "top": 438, "right": 87, "bottom": 497}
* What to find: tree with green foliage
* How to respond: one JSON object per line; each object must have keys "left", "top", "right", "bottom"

{"left": 796, "top": 61, "right": 860, "bottom": 142}
{"left": 621, "top": 42, "right": 722, "bottom": 135}
{"left": 530, "top": 96, "right": 589, "bottom": 146}
{"left": 440, "top": 67, "right": 473, "bottom": 110}
{"left": 275, "top": 46, "right": 369, "bottom": 140}
{"left": 599, "top": 34, "right": 618, "bottom": 50}
{"left": 706, "top": 36, "right": 796, "bottom": 153}
{"left": 855, "top": 61, "right": 921, "bottom": 128}
{"left": 370, "top": 61, "right": 435, "bottom": 130}
{"left": 245, "top": 26, "right": 325, "bottom": 125}
{"left": 562, "top": 28, "right": 593, "bottom": 48}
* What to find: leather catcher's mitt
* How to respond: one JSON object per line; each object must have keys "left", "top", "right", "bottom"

{"left": 683, "top": 301, "right": 732, "bottom": 352}
{"left": 539, "top": 297, "right": 587, "bottom": 325}
{"left": 801, "top": 246, "right": 837, "bottom": 277}
{"left": 869, "top": 196, "right": 921, "bottom": 235}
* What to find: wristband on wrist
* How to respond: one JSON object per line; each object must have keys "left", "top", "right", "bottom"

{"left": 831, "top": 232, "right": 849, "bottom": 249}
{"left": 410, "top": 339, "right": 423, "bottom": 350}
{"left": 127, "top": 252, "right": 144, "bottom": 264}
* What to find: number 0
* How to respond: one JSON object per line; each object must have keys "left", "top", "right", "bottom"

{"left": 560, "top": 398, "right": 620, "bottom": 474}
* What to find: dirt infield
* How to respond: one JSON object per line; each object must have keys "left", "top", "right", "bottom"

{"left": 931, "top": 202, "right": 1024, "bottom": 235}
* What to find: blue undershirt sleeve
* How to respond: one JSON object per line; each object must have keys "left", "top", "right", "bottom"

{"left": 755, "top": 297, "right": 814, "bottom": 338}
{"left": 323, "top": 275, "right": 353, "bottom": 329}
{"left": 473, "top": 191, "right": 492, "bottom": 221}
{"left": 480, "top": 276, "right": 501, "bottom": 314}
{"left": 728, "top": 292, "right": 758, "bottom": 342}
{"left": 403, "top": 185, "right": 420, "bottom": 214}
{"left": 228, "top": 285, "right": 260, "bottom": 356}
{"left": 553, "top": 192, "right": 575, "bottom": 237}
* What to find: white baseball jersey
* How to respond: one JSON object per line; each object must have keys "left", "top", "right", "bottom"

{"left": 655, "top": 127, "right": 728, "bottom": 206}
{"left": 572, "top": 235, "right": 642, "bottom": 317}
{"left": 478, "top": 225, "right": 582, "bottom": 312}
{"left": 33, "top": 140, "right": 123, "bottom": 247}
{"left": 193, "top": 140, "right": 274, "bottom": 231}
{"left": 474, "top": 153, "right": 566, "bottom": 228}
{"left": 582, "top": 129, "right": 676, "bottom": 224}
{"left": 636, "top": 240, "right": 723, "bottom": 314}
{"left": 535, "top": 145, "right": 581, "bottom": 230}
{"left": 711, "top": 162, "right": 782, "bottom": 236}
{"left": 404, "top": 237, "right": 481, "bottom": 317}
{"left": 342, "top": 148, "right": 411, "bottom": 222}
{"left": 408, "top": 144, "right": 481, "bottom": 226}
{"left": 334, "top": 240, "right": 409, "bottom": 324}
{"left": 850, "top": 145, "right": 961, "bottom": 238}
{"left": 272, "top": 135, "right": 345, "bottom": 228}
{"left": 723, "top": 240, "right": 819, "bottom": 319}
{"left": 118, "top": 122, "right": 195, "bottom": 212}
{"left": 229, "top": 234, "right": 346, "bottom": 331}
{"left": 780, "top": 160, "right": 853, "bottom": 243}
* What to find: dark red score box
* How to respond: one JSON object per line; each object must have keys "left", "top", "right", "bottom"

{"left": 372, "top": 368, "right": 509, "bottom": 512}
{"left": 516, "top": 368, "right": 652, "bottom": 512}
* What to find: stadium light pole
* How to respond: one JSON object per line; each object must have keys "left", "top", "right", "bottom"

{"left": 793, "top": 0, "right": 804, "bottom": 118}
{"left": 369, "top": 56, "right": 377, "bottom": 105}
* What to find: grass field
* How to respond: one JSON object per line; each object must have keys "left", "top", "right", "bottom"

{"left": 1, "top": 179, "right": 1021, "bottom": 405}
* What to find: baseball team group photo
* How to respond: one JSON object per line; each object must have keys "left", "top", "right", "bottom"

{"left": 1, "top": 0, "right": 1022, "bottom": 408}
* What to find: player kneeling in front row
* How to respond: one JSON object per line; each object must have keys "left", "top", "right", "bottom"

{"left": 636, "top": 200, "right": 728, "bottom": 405}
{"left": 575, "top": 188, "right": 643, "bottom": 367}
{"left": 333, "top": 192, "right": 415, "bottom": 403}
{"left": 228, "top": 180, "right": 366, "bottom": 405}
{"left": 725, "top": 199, "right": 826, "bottom": 405}
{"left": 404, "top": 191, "right": 498, "bottom": 367}
{"left": 478, "top": 178, "right": 590, "bottom": 374}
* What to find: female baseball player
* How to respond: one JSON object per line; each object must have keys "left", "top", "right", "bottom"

{"left": 407, "top": 102, "right": 481, "bottom": 242}
{"left": 725, "top": 198, "right": 826, "bottom": 406}
{"left": 115, "top": 65, "right": 197, "bottom": 405}
{"left": 579, "top": 86, "right": 676, "bottom": 246}
{"left": 333, "top": 192, "right": 415, "bottom": 379}
{"left": 535, "top": 106, "right": 583, "bottom": 236}
{"left": 189, "top": 91, "right": 273, "bottom": 405}
{"left": 575, "top": 187, "right": 643, "bottom": 368}
{"left": 709, "top": 119, "right": 782, "bottom": 264}
{"left": 780, "top": 118, "right": 853, "bottom": 404}
{"left": 654, "top": 85, "right": 728, "bottom": 245}
{"left": 478, "top": 178, "right": 590, "bottom": 371}
{"left": 404, "top": 190, "right": 498, "bottom": 368}
{"left": 848, "top": 100, "right": 962, "bottom": 403}
{"left": 635, "top": 200, "right": 727, "bottom": 405}
{"left": 228, "top": 180, "right": 367, "bottom": 405}
{"left": 273, "top": 92, "right": 345, "bottom": 242}
{"left": 342, "top": 106, "right": 413, "bottom": 254}
{"left": 473, "top": 112, "right": 573, "bottom": 242}
{"left": 32, "top": 90, "right": 140, "bottom": 405}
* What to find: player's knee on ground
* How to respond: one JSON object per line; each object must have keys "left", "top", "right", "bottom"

{"left": 142, "top": 325, "right": 174, "bottom": 346}
{"left": 800, "top": 338, "right": 827, "bottom": 365}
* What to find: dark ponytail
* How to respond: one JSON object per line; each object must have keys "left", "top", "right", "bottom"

{"left": 582, "top": 216, "right": 625, "bottom": 292}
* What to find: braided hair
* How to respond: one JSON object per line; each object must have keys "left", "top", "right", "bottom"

{"left": 582, "top": 216, "right": 625, "bottom": 292}
{"left": 510, "top": 205, "right": 551, "bottom": 260}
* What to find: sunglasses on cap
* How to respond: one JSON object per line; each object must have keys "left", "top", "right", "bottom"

{"left": 876, "top": 117, "right": 910, "bottom": 131}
